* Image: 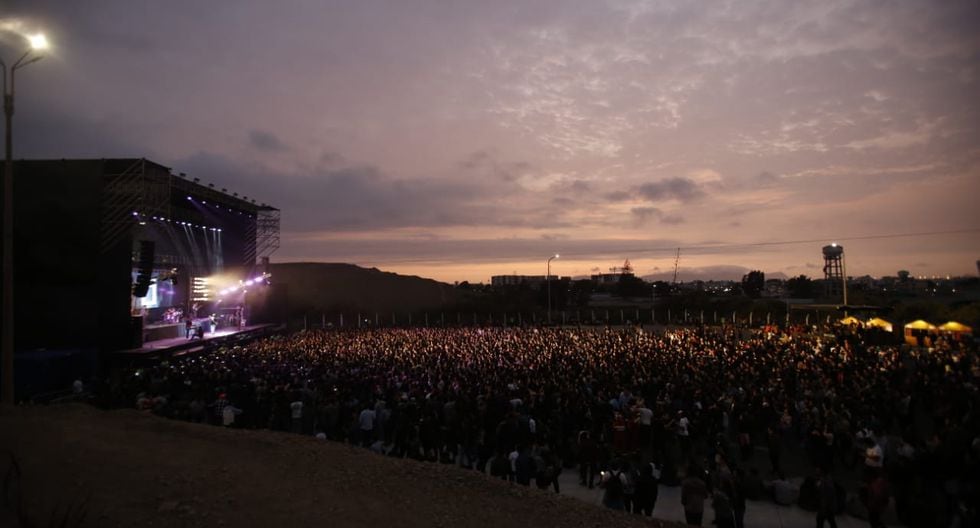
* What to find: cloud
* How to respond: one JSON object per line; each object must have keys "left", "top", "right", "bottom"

{"left": 171, "top": 151, "right": 580, "bottom": 233}
{"left": 631, "top": 207, "right": 661, "bottom": 225}
{"left": 458, "top": 150, "right": 533, "bottom": 182}
{"left": 636, "top": 177, "right": 705, "bottom": 203}
{"left": 756, "top": 171, "right": 778, "bottom": 184}
{"left": 631, "top": 206, "right": 685, "bottom": 226}
{"left": 605, "top": 191, "right": 631, "bottom": 202}
{"left": 248, "top": 130, "right": 287, "bottom": 152}
{"left": 660, "top": 214, "right": 685, "bottom": 225}
{"left": 172, "top": 152, "right": 492, "bottom": 232}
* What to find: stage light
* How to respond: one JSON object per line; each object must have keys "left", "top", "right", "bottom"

{"left": 244, "top": 279, "right": 254, "bottom": 286}
{"left": 131, "top": 211, "right": 138, "bottom": 216}
{"left": 186, "top": 196, "right": 191, "bottom": 200}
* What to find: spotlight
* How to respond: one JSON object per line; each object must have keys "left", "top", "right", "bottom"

{"left": 186, "top": 196, "right": 192, "bottom": 200}
{"left": 131, "top": 211, "right": 139, "bottom": 216}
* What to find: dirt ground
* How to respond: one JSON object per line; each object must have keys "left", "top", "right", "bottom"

{"left": 0, "top": 404, "right": 677, "bottom": 528}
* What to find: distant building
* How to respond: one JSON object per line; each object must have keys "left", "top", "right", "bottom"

{"left": 763, "top": 279, "right": 785, "bottom": 297}
{"left": 491, "top": 275, "right": 572, "bottom": 288}
{"left": 491, "top": 275, "right": 540, "bottom": 287}
{"left": 591, "top": 272, "right": 630, "bottom": 285}
{"left": 592, "top": 259, "right": 635, "bottom": 285}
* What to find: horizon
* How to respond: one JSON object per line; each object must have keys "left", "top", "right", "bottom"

{"left": 5, "top": 0, "right": 979, "bottom": 284}
{"left": 273, "top": 259, "right": 979, "bottom": 286}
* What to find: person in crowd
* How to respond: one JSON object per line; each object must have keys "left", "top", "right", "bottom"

{"left": 578, "top": 429, "right": 598, "bottom": 489}
{"left": 222, "top": 401, "right": 242, "bottom": 427}
{"left": 866, "top": 471, "right": 889, "bottom": 528}
{"left": 290, "top": 397, "right": 304, "bottom": 434}
{"left": 358, "top": 404, "right": 376, "bottom": 447}
{"left": 681, "top": 465, "right": 709, "bottom": 526}
{"left": 816, "top": 467, "right": 839, "bottom": 528}
{"left": 490, "top": 450, "right": 513, "bottom": 482}
{"left": 600, "top": 461, "right": 626, "bottom": 511}
{"left": 633, "top": 462, "right": 659, "bottom": 517}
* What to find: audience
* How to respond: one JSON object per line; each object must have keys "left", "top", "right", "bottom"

{"left": 111, "top": 324, "right": 978, "bottom": 525}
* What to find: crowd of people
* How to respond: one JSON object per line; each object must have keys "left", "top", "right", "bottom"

{"left": 111, "top": 324, "right": 979, "bottom": 527}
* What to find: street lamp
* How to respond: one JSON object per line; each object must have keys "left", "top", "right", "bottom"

{"left": 547, "top": 254, "right": 559, "bottom": 324}
{"left": 2, "top": 31, "right": 47, "bottom": 405}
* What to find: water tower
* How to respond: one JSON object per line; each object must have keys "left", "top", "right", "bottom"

{"left": 822, "top": 244, "right": 846, "bottom": 303}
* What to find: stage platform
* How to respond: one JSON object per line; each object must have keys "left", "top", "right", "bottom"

{"left": 110, "top": 323, "right": 283, "bottom": 363}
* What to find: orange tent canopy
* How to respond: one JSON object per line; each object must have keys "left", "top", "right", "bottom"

{"left": 904, "top": 320, "right": 936, "bottom": 331}
{"left": 939, "top": 321, "right": 972, "bottom": 333}
{"left": 866, "top": 317, "right": 893, "bottom": 332}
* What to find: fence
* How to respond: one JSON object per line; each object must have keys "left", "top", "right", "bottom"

{"left": 288, "top": 306, "right": 837, "bottom": 331}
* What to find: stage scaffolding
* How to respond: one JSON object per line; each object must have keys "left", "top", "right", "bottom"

{"left": 100, "top": 159, "right": 171, "bottom": 254}
{"left": 98, "top": 158, "right": 280, "bottom": 268}
{"left": 256, "top": 208, "right": 280, "bottom": 262}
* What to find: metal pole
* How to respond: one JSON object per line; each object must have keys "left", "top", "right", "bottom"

{"left": 2, "top": 48, "right": 43, "bottom": 405}
{"left": 842, "top": 251, "right": 848, "bottom": 312}
{"left": 1, "top": 63, "right": 13, "bottom": 404}
{"left": 547, "top": 255, "right": 558, "bottom": 324}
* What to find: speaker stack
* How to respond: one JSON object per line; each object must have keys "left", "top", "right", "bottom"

{"left": 133, "top": 240, "right": 155, "bottom": 297}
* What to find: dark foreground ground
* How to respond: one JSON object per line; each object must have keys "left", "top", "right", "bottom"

{"left": 0, "top": 404, "right": 676, "bottom": 528}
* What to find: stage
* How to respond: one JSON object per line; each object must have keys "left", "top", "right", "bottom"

{"left": 110, "top": 323, "right": 282, "bottom": 363}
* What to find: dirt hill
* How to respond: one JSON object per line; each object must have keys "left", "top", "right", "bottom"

{"left": 0, "top": 404, "right": 675, "bottom": 528}
{"left": 270, "top": 262, "right": 458, "bottom": 315}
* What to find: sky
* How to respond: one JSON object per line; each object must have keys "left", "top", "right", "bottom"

{"left": 3, "top": 0, "right": 979, "bottom": 284}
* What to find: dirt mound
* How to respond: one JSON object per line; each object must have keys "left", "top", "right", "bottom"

{"left": 0, "top": 404, "right": 675, "bottom": 528}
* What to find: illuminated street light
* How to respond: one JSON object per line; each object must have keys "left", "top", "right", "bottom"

{"left": 547, "top": 254, "right": 559, "bottom": 324}
{"left": 2, "top": 29, "right": 48, "bottom": 404}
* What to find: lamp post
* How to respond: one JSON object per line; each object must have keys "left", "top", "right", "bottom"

{"left": 2, "top": 32, "right": 47, "bottom": 405}
{"left": 547, "top": 254, "right": 559, "bottom": 324}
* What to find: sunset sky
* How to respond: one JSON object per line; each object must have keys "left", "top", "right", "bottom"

{"left": 5, "top": 0, "right": 979, "bottom": 283}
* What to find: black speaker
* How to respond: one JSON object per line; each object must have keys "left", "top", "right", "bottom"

{"left": 133, "top": 240, "right": 155, "bottom": 297}
{"left": 130, "top": 315, "right": 145, "bottom": 348}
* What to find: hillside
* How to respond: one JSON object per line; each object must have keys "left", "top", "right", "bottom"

{"left": 0, "top": 404, "right": 671, "bottom": 528}
{"left": 270, "top": 262, "right": 458, "bottom": 314}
